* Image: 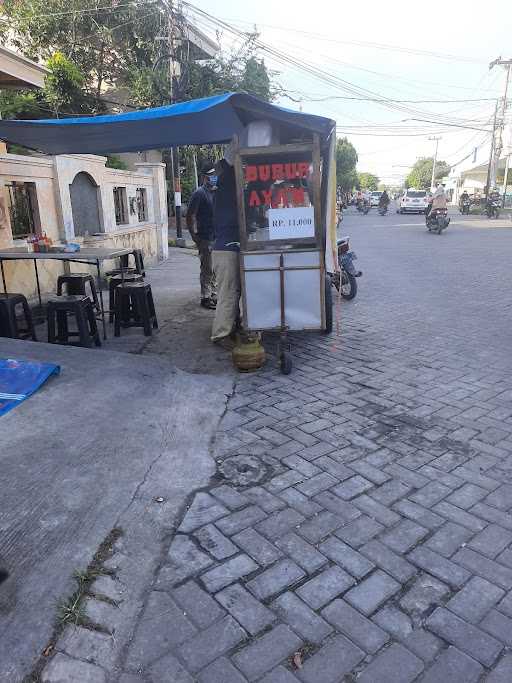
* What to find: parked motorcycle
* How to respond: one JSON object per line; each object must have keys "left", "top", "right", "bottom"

{"left": 460, "top": 198, "right": 471, "bottom": 215}
{"left": 486, "top": 199, "right": 501, "bottom": 219}
{"left": 332, "top": 236, "right": 362, "bottom": 300}
{"left": 426, "top": 208, "right": 450, "bottom": 234}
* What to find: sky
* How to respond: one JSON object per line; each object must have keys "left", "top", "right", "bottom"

{"left": 188, "top": 0, "right": 512, "bottom": 185}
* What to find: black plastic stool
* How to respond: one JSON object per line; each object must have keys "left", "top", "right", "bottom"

{"left": 114, "top": 282, "right": 157, "bottom": 337}
{"left": 106, "top": 249, "right": 145, "bottom": 278}
{"left": 47, "top": 295, "right": 101, "bottom": 348}
{"left": 123, "top": 249, "right": 145, "bottom": 277}
{"left": 0, "top": 293, "right": 37, "bottom": 340}
{"left": 108, "top": 273, "right": 144, "bottom": 323}
{"left": 57, "top": 273, "right": 100, "bottom": 313}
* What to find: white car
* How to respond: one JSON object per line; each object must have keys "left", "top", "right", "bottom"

{"left": 398, "top": 189, "right": 428, "bottom": 214}
{"left": 370, "top": 191, "right": 383, "bottom": 207}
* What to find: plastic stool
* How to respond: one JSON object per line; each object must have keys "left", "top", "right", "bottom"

{"left": 114, "top": 282, "right": 157, "bottom": 337}
{"left": 108, "top": 273, "right": 144, "bottom": 323}
{"left": 106, "top": 249, "right": 145, "bottom": 278}
{"left": 47, "top": 295, "right": 101, "bottom": 348}
{"left": 57, "top": 273, "right": 100, "bottom": 312}
{"left": 0, "top": 293, "right": 37, "bottom": 340}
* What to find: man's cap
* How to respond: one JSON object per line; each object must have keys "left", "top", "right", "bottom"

{"left": 201, "top": 162, "right": 216, "bottom": 175}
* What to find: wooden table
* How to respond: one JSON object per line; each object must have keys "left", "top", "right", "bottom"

{"left": 0, "top": 246, "right": 134, "bottom": 340}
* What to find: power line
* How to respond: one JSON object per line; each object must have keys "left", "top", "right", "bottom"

{"left": 336, "top": 129, "right": 455, "bottom": 137}
{"left": 272, "top": 35, "right": 498, "bottom": 106}
{"left": 183, "top": 2, "right": 493, "bottom": 128}
{"left": 288, "top": 95, "right": 500, "bottom": 104}
{"left": 406, "top": 118, "right": 493, "bottom": 132}
{"left": 193, "top": 12, "right": 500, "bottom": 96}
{"left": 208, "top": 15, "right": 486, "bottom": 65}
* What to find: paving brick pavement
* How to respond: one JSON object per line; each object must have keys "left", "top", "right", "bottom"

{"left": 41, "top": 214, "right": 512, "bottom": 681}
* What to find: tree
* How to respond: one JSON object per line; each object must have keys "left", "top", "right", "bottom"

{"left": 240, "top": 57, "right": 271, "bottom": 101}
{"left": 335, "top": 137, "right": 358, "bottom": 191}
{"left": 43, "top": 52, "right": 90, "bottom": 116}
{"left": 1, "top": 2, "right": 279, "bottom": 112}
{"left": 406, "top": 157, "right": 451, "bottom": 190}
{"left": 1, "top": 0, "right": 164, "bottom": 111}
{"left": 357, "top": 172, "right": 380, "bottom": 191}
{"left": 0, "top": 52, "right": 97, "bottom": 124}
{"left": 0, "top": 1, "right": 281, "bottom": 210}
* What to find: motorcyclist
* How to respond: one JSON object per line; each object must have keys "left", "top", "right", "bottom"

{"left": 379, "top": 190, "right": 390, "bottom": 209}
{"left": 426, "top": 186, "right": 447, "bottom": 221}
{"left": 488, "top": 187, "right": 501, "bottom": 204}
{"left": 486, "top": 187, "right": 501, "bottom": 217}
{"left": 459, "top": 189, "right": 469, "bottom": 209}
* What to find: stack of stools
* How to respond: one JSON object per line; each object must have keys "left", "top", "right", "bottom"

{"left": 114, "top": 281, "right": 158, "bottom": 337}
{"left": 0, "top": 293, "right": 37, "bottom": 340}
{"left": 47, "top": 295, "right": 101, "bottom": 348}
{"left": 56, "top": 273, "right": 100, "bottom": 312}
{"left": 105, "top": 249, "right": 145, "bottom": 278}
{"left": 108, "top": 273, "right": 144, "bottom": 322}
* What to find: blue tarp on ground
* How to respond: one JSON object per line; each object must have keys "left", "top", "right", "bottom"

{"left": 0, "top": 358, "right": 60, "bottom": 416}
{"left": 0, "top": 92, "right": 335, "bottom": 155}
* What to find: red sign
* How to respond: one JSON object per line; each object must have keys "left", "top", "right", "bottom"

{"left": 245, "top": 162, "right": 310, "bottom": 183}
{"left": 245, "top": 161, "right": 310, "bottom": 209}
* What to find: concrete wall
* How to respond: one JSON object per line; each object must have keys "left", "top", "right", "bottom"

{"left": 0, "top": 152, "right": 168, "bottom": 302}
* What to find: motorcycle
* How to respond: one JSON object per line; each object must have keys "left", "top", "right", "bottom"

{"left": 486, "top": 199, "right": 501, "bottom": 219}
{"left": 460, "top": 198, "right": 471, "bottom": 215}
{"left": 378, "top": 204, "right": 388, "bottom": 216}
{"left": 356, "top": 200, "right": 370, "bottom": 215}
{"left": 332, "top": 236, "right": 362, "bottom": 300}
{"left": 426, "top": 208, "right": 450, "bottom": 234}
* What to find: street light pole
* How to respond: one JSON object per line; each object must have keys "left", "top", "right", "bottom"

{"left": 429, "top": 136, "right": 441, "bottom": 191}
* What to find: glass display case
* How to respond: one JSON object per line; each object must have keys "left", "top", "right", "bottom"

{"left": 234, "top": 136, "right": 330, "bottom": 370}
{"left": 234, "top": 140, "right": 322, "bottom": 251}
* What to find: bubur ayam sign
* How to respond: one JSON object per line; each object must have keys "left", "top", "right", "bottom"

{"left": 244, "top": 161, "right": 311, "bottom": 208}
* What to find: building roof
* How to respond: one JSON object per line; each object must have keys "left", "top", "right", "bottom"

{"left": 183, "top": 20, "right": 219, "bottom": 60}
{"left": 0, "top": 46, "right": 48, "bottom": 89}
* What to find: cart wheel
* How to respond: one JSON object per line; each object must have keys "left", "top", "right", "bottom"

{"left": 324, "top": 274, "right": 333, "bottom": 334}
{"left": 280, "top": 351, "right": 292, "bottom": 375}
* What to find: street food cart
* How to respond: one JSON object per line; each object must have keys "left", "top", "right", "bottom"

{"left": 0, "top": 93, "right": 338, "bottom": 372}
{"left": 233, "top": 132, "right": 336, "bottom": 373}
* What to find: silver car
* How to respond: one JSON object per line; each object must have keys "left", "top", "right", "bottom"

{"left": 370, "top": 191, "right": 383, "bottom": 207}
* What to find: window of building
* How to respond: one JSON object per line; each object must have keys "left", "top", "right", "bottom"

{"left": 136, "top": 187, "right": 148, "bottom": 222}
{"left": 113, "top": 187, "right": 128, "bottom": 224}
{"left": 7, "top": 181, "right": 41, "bottom": 238}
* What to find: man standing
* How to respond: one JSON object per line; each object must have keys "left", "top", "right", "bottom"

{"left": 187, "top": 164, "right": 216, "bottom": 309}
{"left": 211, "top": 155, "right": 241, "bottom": 348}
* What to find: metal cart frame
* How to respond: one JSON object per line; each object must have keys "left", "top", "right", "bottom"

{"left": 233, "top": 134, "right": 332, "bottom": 374}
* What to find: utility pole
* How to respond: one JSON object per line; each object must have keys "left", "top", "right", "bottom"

{"left": 429, "top": 136, "right": 442, "bottom": 190}
{"left": 163, "top": 0, "right": 184, "bottom": 240}
{"left": 485, "top": 100, "right": 499, "bottom": 198}
{"left": 488, "top": 57, "right": 512, "bottom": 195}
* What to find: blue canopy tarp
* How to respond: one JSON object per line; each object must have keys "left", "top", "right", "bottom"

{"left": 0, "top": 92, "right": 335, "bottom": 155}
{"left": 0, "top": 358, "right": 60, "bottom": 416}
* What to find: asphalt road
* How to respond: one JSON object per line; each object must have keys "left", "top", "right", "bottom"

{"left": 338, "top": 204, "right": 512, "bottom": 371}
